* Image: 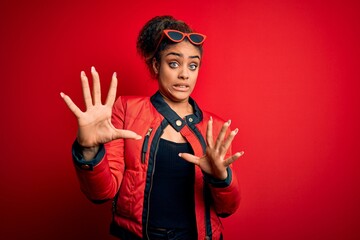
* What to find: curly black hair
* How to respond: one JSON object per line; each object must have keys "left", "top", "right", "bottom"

{"left": 136, "top": 15, "right": 203, "bottom": 78}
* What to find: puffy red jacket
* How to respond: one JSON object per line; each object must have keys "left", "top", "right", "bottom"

{"left": 72, "top": 92, "right": 241, "bottom": 240}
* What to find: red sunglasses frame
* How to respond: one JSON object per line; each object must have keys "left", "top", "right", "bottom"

{"left": 163, "top": 29, "right": 207, "bottom": 45}
{"left": 153, "top": 29, "right": 206, "bottom": 57}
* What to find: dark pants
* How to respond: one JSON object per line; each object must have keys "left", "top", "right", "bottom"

{"left": 147, "top": 227, "right": 197, "bottom": 240}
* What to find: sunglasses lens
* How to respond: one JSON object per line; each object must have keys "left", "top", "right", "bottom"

{"left": 167, "top": 31, "right": 184, "bottom": 41}
{"left": 189, "top": 34, "right": 205, "bottom": 44}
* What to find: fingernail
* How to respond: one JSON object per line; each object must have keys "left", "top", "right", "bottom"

{"left": 113, "top": 72, "right": 117, "bottom": 78}
{"left": 60, "top": 92, "right": 64, "bottom": 98}
{"left": 178, "top": 153, "right": 182, "bottom": 157}
{"left": 91, "top": 66, "right": 95, "bottom": 72}
{"left": 81, "top": 71, "right": 85, "bottom": 77}
{"left": 209, "top": 116, "right": 213, "bottom": 122}
{"left": 240, "top": 151, "right": 244, "bottom": 156}
{"left": 233, "top": 128, "right": 238, "bottom": 134}
{"left": 227, "top": 120, "right": 231, "bottom": 125}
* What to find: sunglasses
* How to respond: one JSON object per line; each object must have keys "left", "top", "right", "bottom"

{"left": 153, "top": 29, "right": 206, "bottom": 56}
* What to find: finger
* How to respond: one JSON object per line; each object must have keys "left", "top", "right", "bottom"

{"left": 206, "top": 116, "right": 214, "bottom": 148}
{"left": 215, "top": 120, "right": 231, "bottom": 149}
{"left": 80, "top": 71, "right": 93, "bottom": 109}
{"left": 178, "top": 153, "right": 200, "bottom": 166}
{"left": 91, "top": 66, "right": 101, "bottom": 105}
{"left": 105, "top": 72, "right": 118, "bottom": 106}
{"left": 60, "top": 92, "right": 83, "bottom": 118}
{"left": 113, "top": 129, "right": 142, "bottom": 140}
{"left": 224, "top": 151, "right": 244, "bottom": 167}
{"left": 219, "top": 128, "right": 238, "bottom": 156}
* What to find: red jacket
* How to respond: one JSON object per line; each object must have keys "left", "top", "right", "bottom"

{"left": 72, "top": 92, "right": 241, "bottom": 240}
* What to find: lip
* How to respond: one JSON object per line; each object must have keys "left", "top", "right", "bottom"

{"left": 172, "top": 84, "right": 190, "bottom": 92}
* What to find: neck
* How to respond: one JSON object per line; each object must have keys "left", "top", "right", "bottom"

{"left": 161, "top": 95, "right": 193, "bottom": 118}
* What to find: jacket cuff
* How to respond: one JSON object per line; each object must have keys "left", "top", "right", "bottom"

{"left": 203, "top": 167, "right": 232, "bottom": 188}
{"left": 72, "top": 140, "right": 105, "bottom": 170}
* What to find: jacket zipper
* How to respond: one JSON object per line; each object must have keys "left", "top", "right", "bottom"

{"left": 144, "top": 133, "right": 161, "bottom": 240}
{"left": 141, "top": 128, "right": 153, "bottom": 163}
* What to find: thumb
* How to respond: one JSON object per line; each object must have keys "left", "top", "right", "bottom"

{"left": 114, "top": 129, "right": 142, "bottom": 140}
{"left": 178, "top": 153, "right": 200, "bottom": 165}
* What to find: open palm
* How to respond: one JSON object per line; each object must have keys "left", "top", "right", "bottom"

{"left": 61, "top": 67, "right": 141, "bottom": 148}
{"left": 180, "top": 118, "right": 244, "bottom": 180}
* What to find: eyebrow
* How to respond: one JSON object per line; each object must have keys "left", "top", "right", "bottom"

{"left": 165, "top": 52, "right": 201, "bottom": 60}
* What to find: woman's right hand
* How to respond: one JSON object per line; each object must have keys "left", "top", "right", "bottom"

{"left": 60, "top": 67, "right": 141, "bottom": 159}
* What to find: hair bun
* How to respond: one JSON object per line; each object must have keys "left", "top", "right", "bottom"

{"left": 136, "top": 15, "right": 198, "bottom": 78}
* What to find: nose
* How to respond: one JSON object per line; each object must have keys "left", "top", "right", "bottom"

{"left": 178, "top": 66, "right": 189, "bottom": 80}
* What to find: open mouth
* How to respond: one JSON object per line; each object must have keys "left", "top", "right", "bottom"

{"left": 173, "top": 84, "right": 189, "bottom": 91}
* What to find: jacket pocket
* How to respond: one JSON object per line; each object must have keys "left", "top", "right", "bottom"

{"left": 116, "top": 170, "right": 136, "bottom": 219}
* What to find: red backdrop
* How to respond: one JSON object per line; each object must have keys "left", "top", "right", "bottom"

{"left": 1, "top": 0, "right": 359, "bottom": 239}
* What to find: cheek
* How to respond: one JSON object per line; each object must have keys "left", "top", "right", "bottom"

{"left": 190, "top": 71, "right": 199, "bottom": 85}
{"left": 159, "top": 65, "right": 174, "bottom": 78}
{"left": 158, "top": 73, "right": 172, "bottom": 89}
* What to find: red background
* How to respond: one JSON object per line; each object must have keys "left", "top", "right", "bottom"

{"left": 1, "top": 0, "right": 359, "bottom": 239}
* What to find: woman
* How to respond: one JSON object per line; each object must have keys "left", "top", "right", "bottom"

{"left": 61, "top": 15, "right": 244, "bottom": 240}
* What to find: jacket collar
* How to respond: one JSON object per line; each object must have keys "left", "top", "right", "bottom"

{"left": 150, "top": 91, "right": 203, "bottom": 132}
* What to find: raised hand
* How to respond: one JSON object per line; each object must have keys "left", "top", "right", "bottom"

{"left": 179, "top": 117, "right": 244, "bottom": 180}
{"left": 60, "top": 67, "right": 141, "bottom": 159}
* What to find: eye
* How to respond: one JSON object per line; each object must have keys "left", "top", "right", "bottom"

{"left": 189, "top": 63, "right": 198, "bottom": 71}
{"left": 169, "top": 61, "right": 179, "bottom": 68}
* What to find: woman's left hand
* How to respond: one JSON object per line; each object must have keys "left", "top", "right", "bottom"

{"left": 179, "top": 117, "right": 244, "bottom": 180}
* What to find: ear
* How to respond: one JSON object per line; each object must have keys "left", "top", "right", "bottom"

{"left": 152, "top": 58, "right": 159, "bottom": 75}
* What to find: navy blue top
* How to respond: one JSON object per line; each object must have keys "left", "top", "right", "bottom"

{"left": 148, "top": 138, "right": 196, "bottom": 229}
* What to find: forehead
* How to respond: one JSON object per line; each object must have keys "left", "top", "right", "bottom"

{"left": 161, "top": 41, "right": 201, "bottom": 58}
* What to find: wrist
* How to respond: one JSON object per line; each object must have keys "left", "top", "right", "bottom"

{"left": 77, "top": 143, "right": 100, "bottom": 161}
{"left": 80, "top": 145, "right": 99, "bottom": 152}
{"left": 215, "top": 170, "right": 228, "bottom": 181}
{"left": 203, "top": 167, "right": 232, "bottom": 188}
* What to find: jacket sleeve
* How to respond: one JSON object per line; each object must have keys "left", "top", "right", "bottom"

{"left": 204, "top": 118, "right": 241, "bottom": 217}
{"left": 205, "top": 165, "right": 241, "bottom": 217}
{"left": 72, "top": 96, "right": 127, "bottom": 202}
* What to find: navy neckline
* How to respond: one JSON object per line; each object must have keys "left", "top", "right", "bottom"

{"left": 159, "top": 138, "right": 190, "bottom": 146}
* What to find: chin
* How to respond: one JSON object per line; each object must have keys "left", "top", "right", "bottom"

{"left": 174, "top": 90, "right": 192, "bottom": 99}
{"left": 167, "top": 93, "right": 190, "bottom": 103}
